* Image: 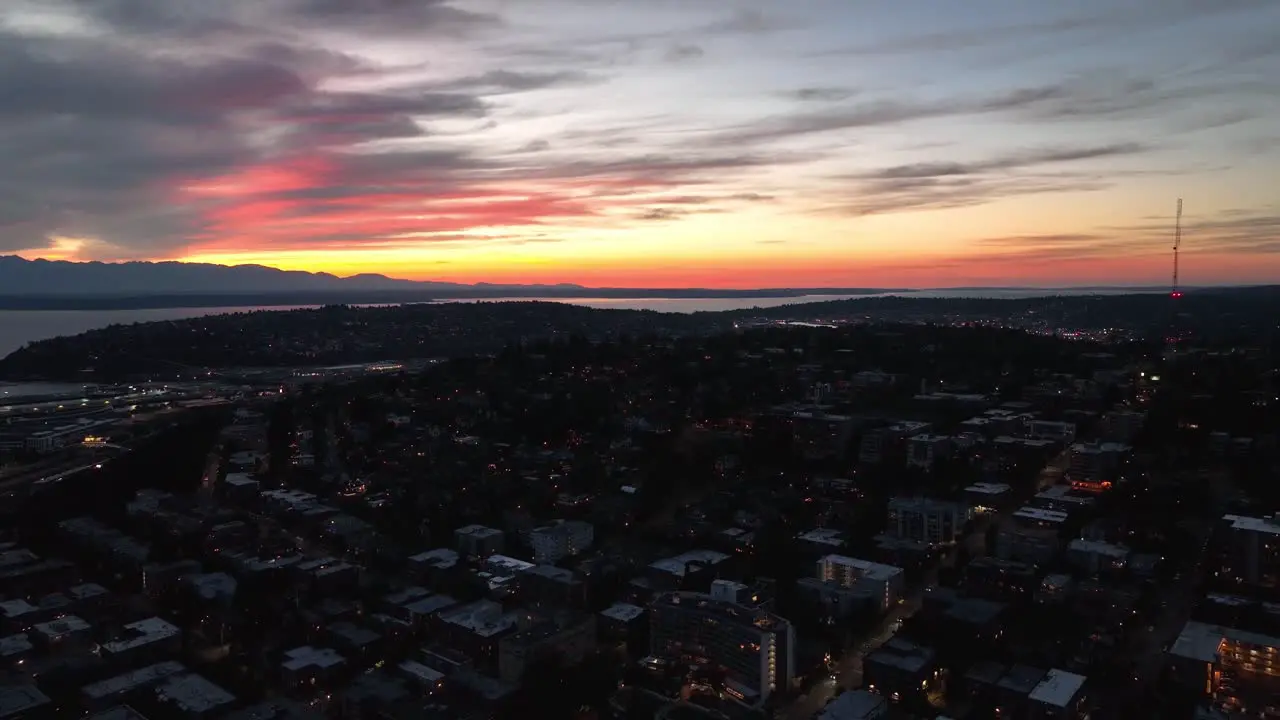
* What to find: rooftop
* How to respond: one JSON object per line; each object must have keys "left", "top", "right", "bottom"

{"left": 1223, "top": 513, "right": 1280, "bottom": 536}
{"left": 0, "top": 635, "right": 32, "bottom": 658}
{"left": 399, "top": 660, "right": 445, "bottom": 686}
{"left": 816, "top": 689, "right": 887, "bottom": 720}
{"left": 408, "top": 548, "right": 459, "bottom": 568}
{"left": 0, "top": 685, "right": 49, "bottom": 718}
{"left": 650, "top": 549, "right": 730, "bottom": 576}
{"left": 865, "top": 638, "right": 934, "bottom": 674}
{"left": 965, "top": 482, "right": 1012, "bottom": 495}
{"left": 1067, "top": 538, "right": 1131, "bottom": 559}
{"left": 996, "top": 665, "right": 1047, "bottom": 695}
{"left": 653, "top": 592, "right": 787, "bottom": 632}
{"left": 601, "top": 602, "right": 645, "bottom": 623}
{"left": 101, "top": 617, "right": 179, "bottom": 654}
{"left": 81, "top": 661, "right": 186, "bottom": 700}
{"left": 439, "top": 600, "right": 517, "bottom": 638}
{"left": 224, "top": 699, "right": 325, "bottom": 720}
{"left": 819, "top": 554, "right": 904, "bottom": 581}
{"left": 1168, "top": 621, "right": 1280, "bottom": 663}
{"left": 32, "top": 615, "right": 91, "bottom": 639}
{"left": 1028, "top": 669, "right": 1087, "bottom": 707}
{"left": 796, "top": 528, "right": 845, "bottom": 547}
{"left": 282, "top": 646, "right": 345, "bottom": 671}
{"left": 189, "top": 572, "right": 237, "bottom": 600}
{"left": 525, "top": 564, "right": 578, "bottom": 584}
{"left": 402, "top": 594, "right": 458, "bottom": 616}
{"left": 1013, "top": 507, "right": 1069, "bottom": 524}
{"left": 455, "top": 524, "right": 503, "bottom": 539}
{"left": 88, "top": 707, "right": 150, "bottom": 720}
{"left": 329, "top": 622, "right": 380, "bottom": 648}
{"left": 485, "top": 554, "right": 535, "bottom": 575}
{"left": 156, "top": 673, "right": 236, "bottom": 714}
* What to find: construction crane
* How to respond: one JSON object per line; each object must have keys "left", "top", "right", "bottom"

{"left": 1171, "top": 198, "right": 1183, "bottom": 300}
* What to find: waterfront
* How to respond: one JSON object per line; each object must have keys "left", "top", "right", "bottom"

{"left": 0, "top": 289, "right": 1154, "bottom": 361}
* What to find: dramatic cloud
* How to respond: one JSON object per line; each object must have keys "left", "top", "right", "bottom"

{"left": 0, "top": 0, "right": 1277, "bottom": 285}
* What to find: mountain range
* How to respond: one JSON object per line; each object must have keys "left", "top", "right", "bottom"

{"left": 0, "top": 255, "right": 586, "bottom": 295}
{"left": 0, "top": 256, "right": 912, "bottom": 309}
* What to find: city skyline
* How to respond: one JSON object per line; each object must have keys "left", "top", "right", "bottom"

{"left": 3, "top": 0, "right": 1279, "bottom": 288}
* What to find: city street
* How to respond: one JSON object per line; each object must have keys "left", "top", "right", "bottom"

{"left": 781, "top": 451, "right": 1069, "bottom": 719}
{"left": 780, "top": 564, "right": 941, "bottom": 720}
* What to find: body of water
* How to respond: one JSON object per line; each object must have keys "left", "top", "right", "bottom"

{"left": 0, "top": 289, "right": 1152, "bottom": 362}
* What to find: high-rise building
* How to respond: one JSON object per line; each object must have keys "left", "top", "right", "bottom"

{"left": 1168, "top": 621, "right": 1280, "bottom": 717}
{"left": 1218, "top": 514, "right": 1280, "bottom": 590}
{"left": 649, "top": 592, "right": 795, "bottom": 706}
{"left": 529, "top": 520, "right": 594, "bottom": 564}
{"left": 812, "top": 554, "right": 904, "bottom": 612}
{"left": 454, "top": 525, "right": 504, "bottom": 559}
{"left": 1065, "top": 442, "right": 1130, "bottom": 492}
{"left": 885, "top": 497, "right": 971, "bottom": 547}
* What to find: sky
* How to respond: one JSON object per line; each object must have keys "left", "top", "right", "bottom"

{"left": 1, "top": 0, "right": 1278, "bottom": 289}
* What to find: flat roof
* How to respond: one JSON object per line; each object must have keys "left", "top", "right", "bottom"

{"left": 440, "top": 600, "right": 516, "bottom": 638}
{"left": 402, "top": 594, "right": 458, "bottom": 616}
{"left": 601, "top": 602, "right": 645, "bottom": 623}
{"left": 819, "top": 554, "right": 903, "bottom": 580}
{"left": 224, "top": 699, "right": 325, "bottom": 720}
{"left": 1028, "top": 668, "right": 1087, "bottom": 707}
{"left": 485, "top": 554, "right": 535, "bottom": 574}
{"left": 32, "top": 615, "right": 91, "bottom": 638}
{"left": 966, "top": 482, "right": 1012, "bottom": 495}
{"left": 455, "top": 524, "right": 503, "bottom": 538}
{"left": 796, "top": 529, "right": 845, "bottom": 547}
{"left": 88, "top": 707, "right": 150, "bottom": 720}
{"left": 1013, "top": 507, "right": 1069, "bottom": 524}
{"left": 650, "top": 549, "right": 730, "bottom": 576}
{"left": 82, "top": 661, "right": 186, "bottom": 699}
{"left": 1223, "top": 514, "right": 1280, "bottom": 536}
{"left": 0, "top": 685, "right": 49, "bottom": 718}
{"left": 817, "top": 689, "right": 887, "bottom": 720}
{"left": 1036, "top": 485, "right": 1096, "bottom": 505}
{"left": 156, "top": 673, "right": 235, "bottom": 714}
{"left": 1169, "top": 621, "right": 1280, "bottom": 663}
{"left": 0, "top": 635, "right": 32, "bottom": 658}
{"left": 282, "top": 646, "right": 345, "bottom": 671}
{"left": 102, "top": 617, "right": 179, "bottom": 654}
{"left": 0, "top": 600, "right": 36, "bottom": 618}
{"left": 399, "top": 660, "right": 445, "bottom": 685}
{"left": 1067, "top": 539, "right": 1130, "bottom": 558}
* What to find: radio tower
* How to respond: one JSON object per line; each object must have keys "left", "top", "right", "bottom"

{"left": 1171, "top": 198, "right": 1183, "bottom": 300}
{"left": 1167, "top": 199, "right": 1184, "bottom": 349}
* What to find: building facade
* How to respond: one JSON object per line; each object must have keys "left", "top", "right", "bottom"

{"left": 649, "top": 592, "right": 795, "bottom": 705}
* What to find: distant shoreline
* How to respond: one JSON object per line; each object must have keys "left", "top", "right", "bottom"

{"left": 0, "top": 289, "right": 909, "bottom": 310}
{"left": 0, "top": 286, "right": 1188, "bottom": 311}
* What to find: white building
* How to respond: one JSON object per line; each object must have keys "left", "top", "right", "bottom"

{"left": 1028, "top": 669, "right": 1089, "bottom": 719}
{"left": 529, "top": 520, "right": 594, "bottom": 564}
{"left": 885, "top": 497, "right": 971, "bottom": 547}
{"left": 813, "top": 555, "right": 904, "bottom": 612}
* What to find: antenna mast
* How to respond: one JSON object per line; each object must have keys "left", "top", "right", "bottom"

{"left": 1171, "top": 198, "right": 1183, "bottom": 300}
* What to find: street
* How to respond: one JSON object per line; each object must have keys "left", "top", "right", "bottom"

{"left": 780, "top": 565, "right": 941, "bottom": 720}
{"left": 780, "top": 451, "right": 1069, "bottom": 719}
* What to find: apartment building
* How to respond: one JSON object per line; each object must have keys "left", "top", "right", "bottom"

{"left": 649, "top": 592, "right": 795, "bottom": 706}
